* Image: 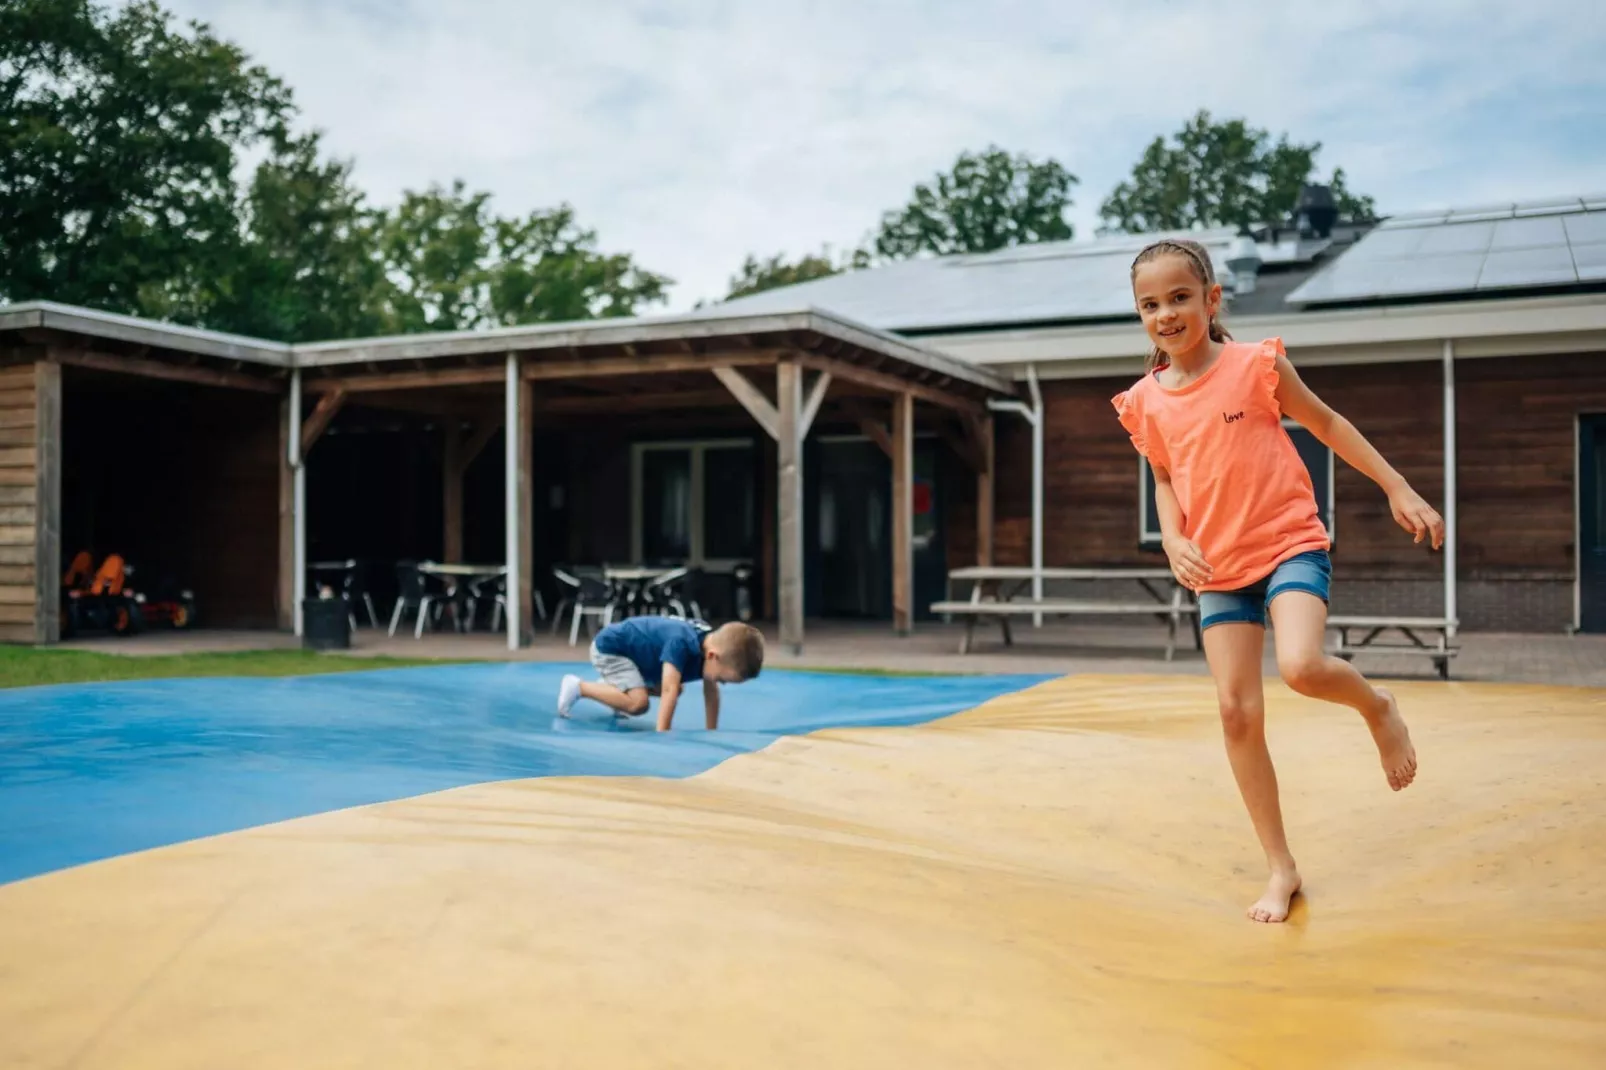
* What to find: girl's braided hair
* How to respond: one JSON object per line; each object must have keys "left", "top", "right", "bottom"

{"left": 1130, "top": 238, "right": 1232, "bottom": 371}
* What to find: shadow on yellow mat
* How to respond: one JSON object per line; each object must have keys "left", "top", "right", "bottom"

{"left": 2, "top": 674, "right": 1604, "bottom": 1068}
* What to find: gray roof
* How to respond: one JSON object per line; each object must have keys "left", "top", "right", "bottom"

{"left": 718, "top": 194, "right": 1606, "bottom": 332}
{"left": 0, "top": 299, "right": 1012, "bottom": 396}
{"left": 294, "top": 305, "right": 1013, "bottom": 394}
{"left": 0, "top": 300, "right": 291, "bottom": 365}
{"left": 1287, "top": 196, "right": 1606, "bottom": 306}
{"left": 715, "top": 228, "right": 1253, "bottom": 332}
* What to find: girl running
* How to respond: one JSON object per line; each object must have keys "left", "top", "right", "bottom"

{"left": 1112, "top": 237, "right": 1444, "bottom": 923}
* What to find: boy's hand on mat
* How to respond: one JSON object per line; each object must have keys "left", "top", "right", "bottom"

{"left": 1388, "top": 486, "right": 1445, "bottom": 550}
{"left": 1161, "top": 534, "right": 1213, "bottom": 590}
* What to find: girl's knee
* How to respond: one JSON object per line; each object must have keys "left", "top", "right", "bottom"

{"left": 1277, "top": 652, "right": 1329, "bottom": 696}
{"left": 1217, "top": 692, "right": 1263, "bottom": 742}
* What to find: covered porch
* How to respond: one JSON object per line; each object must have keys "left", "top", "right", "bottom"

{"left": 288, "top": 309, "right": 1015, "bottom": 653}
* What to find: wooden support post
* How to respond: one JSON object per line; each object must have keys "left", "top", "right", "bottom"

{"left": 442, "top": 416, "right": 501, "bottom": 566}
{"left": 289, "top": 370, "right": 306, "bottom": 637}
{"left": 891, "top": 392, "right": 914, "bottom": 635}
{"left": 517, "top": 379, "right": 535, "bottom": 644}
{"left": 443, "top": 425, "right": 464, "bottom": 564}
{"left": 776, "top": 360, "right": 803, "bottom": 653}
{"left": 975, "top": 413, "right": 994, "bottom": 567}
{"left": 503, "top": 355, "right": 531, "bottom": 650}
{"left": 277, "top": 395, "right": 294, "bottom": 631}
{"left": 34, "top": 362, "right": 61, "bottom": 643}
{"left": 760, "top": 435, "right": 776, "bottom": 622}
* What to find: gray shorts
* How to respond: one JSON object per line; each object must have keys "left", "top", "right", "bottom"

{"left": 590, "top": 641, "right": 647, "bottom": 693}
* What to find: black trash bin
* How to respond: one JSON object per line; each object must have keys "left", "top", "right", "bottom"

{"left": 303, "top": 596, "right": 350, "bottom": 650}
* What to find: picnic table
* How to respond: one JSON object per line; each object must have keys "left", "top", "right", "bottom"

{"left": 1326, "top": 616, "right": 1459, "bottom": 679}
{"left": 931, "top": 566, "right": 1201, "bottom": 660}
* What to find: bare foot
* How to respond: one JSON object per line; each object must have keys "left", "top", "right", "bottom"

{"left": 1248, "top": 868, "right": 1302, "bottom": 923}
{"left": 1368, "top": 687, "right": 1417, "bottom": 791}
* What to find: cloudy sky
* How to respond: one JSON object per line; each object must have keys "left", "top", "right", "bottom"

{"left": 151, "top": 0, "right": 1605, "bottom": 311}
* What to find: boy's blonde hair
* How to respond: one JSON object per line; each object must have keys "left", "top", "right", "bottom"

{"left": 713, "top": 622, "right": 765, "bottom": 680}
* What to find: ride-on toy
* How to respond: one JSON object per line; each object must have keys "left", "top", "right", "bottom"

{"left": 137, "top": 572, "right": 198, "bottom": 630}
{"left": 59, "top": 552, "right": 196, "bottom": 638}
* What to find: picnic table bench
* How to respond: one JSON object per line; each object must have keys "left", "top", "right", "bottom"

{"left": 1325, "top": 616, "right": 1459, "bottom": 680}
{"left": 931, "top": 567, "right": 1200, "bottom": 660}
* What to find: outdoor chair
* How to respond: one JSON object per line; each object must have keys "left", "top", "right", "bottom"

{"left": 552, "top": 567, "right": 618, "bottom": 646}
{"left": 388, "top": 561, "right": 447, "bottom": 638}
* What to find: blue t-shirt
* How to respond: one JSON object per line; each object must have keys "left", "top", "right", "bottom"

{"left": 594, "top": 617, "right": 712, "bottom": 689}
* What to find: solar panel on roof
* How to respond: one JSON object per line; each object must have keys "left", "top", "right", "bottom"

{"left": 1490, "top": 215, "right": 1568, "bottom": 250}
{"left": 1564, "top": 213, "right": 1606, "bottom": 244}
{"left": 1415, "top": 222, "right": 1494, "bottom": 255}
{"left": 1287, "top": 202, "right": 1605, "bottom": 305}
{"left": 1389, "top": 253, "right": 1488, "bottom": 295}
{"left": 1477, "top": 246, "right": 1578, "bottom": 288}
{"left": 1572, "top": 242, "right": 1606, "bottom": 281}
{"left": 1341, "top": 227, "right": 1424, "bottom": 259}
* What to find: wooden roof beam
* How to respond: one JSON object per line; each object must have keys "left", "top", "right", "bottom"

{"left": 712, "top": 366, "right": 778, "bottom": 440}
{"left": 300, "top": 386, "right": 347, "bottom": 456}
{"left": 523, "top": 350, "right": 778, "bottom": 380}
{"left": 46, "top": 347, "right": 283, "bottom": 393}
{"left": 534, "top": 388, "right": 734, "bottom": 415}
{"left": 795, "top": 353, "right": 982, "bottom": 415}
{"left": 305, "top": 365, "right": 504, "bottom": 393}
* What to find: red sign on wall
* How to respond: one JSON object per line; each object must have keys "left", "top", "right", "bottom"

{"left": 913, "top": 480, "right": 932, "bottom": 515}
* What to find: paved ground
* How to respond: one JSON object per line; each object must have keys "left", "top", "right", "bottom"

{"left": 56, "top": 619, "right": 1606, "bottom": 688}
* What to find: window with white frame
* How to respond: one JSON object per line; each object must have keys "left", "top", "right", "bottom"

{"left": 632, "top": 440, "right": 757, "bottom": 567}
{"left": 1139, "top": 420, "right": 1335, "bottom": 548}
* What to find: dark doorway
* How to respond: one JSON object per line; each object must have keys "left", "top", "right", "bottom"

{"left": 809, "top": 437, "right": 946, "bottom": 621}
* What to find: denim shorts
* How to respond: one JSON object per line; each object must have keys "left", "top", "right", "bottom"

{"left": 1197, "top": 550, "right": 1331, "bottom": 630}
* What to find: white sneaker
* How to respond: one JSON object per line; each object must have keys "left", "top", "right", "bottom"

{"left": 557, "top": 674, "right": 581, "bottom": 718}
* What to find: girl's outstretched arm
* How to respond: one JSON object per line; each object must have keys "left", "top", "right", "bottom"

{"left": 1272, "top": 355, "right": 1446, "bottom": 549}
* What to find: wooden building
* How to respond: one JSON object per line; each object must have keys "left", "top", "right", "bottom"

{"left": 5, "top": 192, "right": 1605, "bottom": 644}
{"left": 721, "top": 194, "right": 1606, "bottom": 633}
{"left": 0, "top": 303, "right": 1012, "bottom": 648}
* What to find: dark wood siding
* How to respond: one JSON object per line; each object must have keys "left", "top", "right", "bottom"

{"left": 951, "top": 351, "right": 1606, "bottom": 608}
{"left": 1456, "top": 352, "right": 1606, "bottom": 575}
{"left": 0, "top": 362, "right": 55, "bottom": 643}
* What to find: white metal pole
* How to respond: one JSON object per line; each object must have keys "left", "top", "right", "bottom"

{"left": 289, "top": 368, "right": 306, "bottom": 637}
{"left": 1027, "top": 363, "right": 1044, "bottom": 627}
{"left": 504, "top": 353, "right": 521, "bottom": 652}
{"left": 1442, "top": 339, "right": 1457, "bottom": 639}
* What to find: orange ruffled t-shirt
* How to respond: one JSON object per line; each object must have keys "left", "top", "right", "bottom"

{"left": 1112, "top": 337, "right": 1329, "bottom": 592}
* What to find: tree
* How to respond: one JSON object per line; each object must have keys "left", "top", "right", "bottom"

{"left": 374, "top": 181, "right": 672, "bottom": 332}
{"left": 0, "top": 0, "right": 292, "bottom": 318}
{"left": 724, "top": 249, "right": 842, "bottom": 299}
{"left": 483, "top": 203, "right": 671, "bottom": 325}
{"left": 872, "top": 146, "right": 1078, "bottom": 259}
{"left": 208, "top": 132, "right": 396, "bottom": 342}
{"left": 1099, "top": 110, "right": 1376, "bottom": 234}
{"left": 375, "top": 180, "right": 494, "bottom": 333}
